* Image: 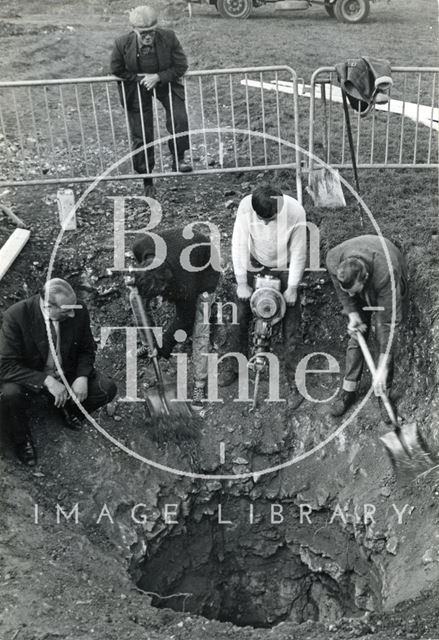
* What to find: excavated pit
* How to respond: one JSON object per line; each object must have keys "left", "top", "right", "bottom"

{"left": 131, "top": 493, "right": 383, "bottom": 628}
{"left": 124, "top": 268, "right": 437, "bottom": 631}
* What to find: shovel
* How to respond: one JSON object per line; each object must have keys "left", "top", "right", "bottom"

{"left": 355, "top": 330, "right": 435, "bottom": 475}
{"left": 307, "top": 82, "right": 346, "bottom": 209}
{"left": 128, "top": 285, "right": 192, "bottom": 422}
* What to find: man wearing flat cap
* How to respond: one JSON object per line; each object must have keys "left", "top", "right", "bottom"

{"left": 111, "top": 5, "right": 192, "bottom": 195}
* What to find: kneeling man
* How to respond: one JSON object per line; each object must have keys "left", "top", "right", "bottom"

{"left": 0, "top": 279, "right": 117, "bottom": 466}
{"left": 326, "top": 235, "right": 408, "bottom": 420}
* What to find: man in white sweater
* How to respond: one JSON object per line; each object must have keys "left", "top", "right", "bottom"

{"left": 221, "top": 183, "right": 307, "bottom": 408}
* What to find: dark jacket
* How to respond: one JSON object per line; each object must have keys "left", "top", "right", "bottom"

{"left": 0, "top": 295, "right": 96, "bottom": 391}
{"left": 110, "top": 29, "right": 188, "bottom": 109}
{"left": 326, "top": 235, "right": 408, "bottom": 353}
{"left": 335, "top": 57, "right": 392, "bottom": 117}
{"left": 133, "top": 228, "right": 220, "bottom": 358}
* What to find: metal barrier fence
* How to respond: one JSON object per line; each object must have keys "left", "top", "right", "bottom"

{"left": 308, "top": 66, "right": 439, "bottom": 170}
{"left": 0, "top": 65, "right": 302, "bottom": 196}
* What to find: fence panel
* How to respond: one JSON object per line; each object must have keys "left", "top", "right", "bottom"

{"left": 308, "top": 66, "right": 439, "bottom": 170}
{"left": 0, "top": 66, "right": 302, "bottom": 195}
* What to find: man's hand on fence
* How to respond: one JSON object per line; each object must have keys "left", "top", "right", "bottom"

{"left": 140, "top": 73, "right": 160, "bottom": 91}
{"left": 237, "top": 284, "right": 253, "bottom": 300}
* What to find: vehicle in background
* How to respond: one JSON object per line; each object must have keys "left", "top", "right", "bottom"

{"left": 190, "top": 0, "right": 376, "bottom": 23}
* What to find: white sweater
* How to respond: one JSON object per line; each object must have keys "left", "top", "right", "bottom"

{"left": 232, "top": 194, "right": 307, "bottom": 288}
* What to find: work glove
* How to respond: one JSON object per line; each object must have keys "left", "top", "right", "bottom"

{"left": 237, "top": 284, "right": 253, "bottom": 300}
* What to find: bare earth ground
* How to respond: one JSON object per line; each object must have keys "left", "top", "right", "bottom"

{"left": 0, "top": 1, "right": 439, "bottom": 639}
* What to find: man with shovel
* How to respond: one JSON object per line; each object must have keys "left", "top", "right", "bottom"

{"left": 132, "top": 227, "right": 220, "bottom": 411}
{"left": 326, "top": 235, "right": 408, "bottom": 421}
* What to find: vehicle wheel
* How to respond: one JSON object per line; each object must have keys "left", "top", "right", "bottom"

{"left": 325, "top": 2, "right": 335, "bottom": 18}
{"left": 217, "top": 0, "right": 252, "bottom": 19}
{"left": 334, "top": 0, "right": 370, "bottom": 23}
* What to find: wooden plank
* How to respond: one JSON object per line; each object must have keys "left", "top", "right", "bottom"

{"left": 0, "top": 228, "right": 31, "bottom": 282}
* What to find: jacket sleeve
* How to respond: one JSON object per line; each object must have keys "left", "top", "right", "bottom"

{"left": 374, "top": 268, "right": 402, "bottom": 355}
{"left": 326, "top": 250, "right": 359, "bottom": 315}
{"left": 287, "top": 203, "right": 307, "bottom": 288}
{"left": 0, "top": 311, "right": 47, "bottom": 390}
{"left": 157, "top": 32, "right": 188, "bottom": 85}
{"left": 110, "top": 38, "right": 138, "bottom": 82}
{"left": 75, "top": 308, "right": 97, "bottom": 378}
{"left": 232, "top": 202, "right": 251, "bottom": 287}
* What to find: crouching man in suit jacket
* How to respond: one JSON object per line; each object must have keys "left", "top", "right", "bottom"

{"left": 0, "top": 279, "right": 117, "bottom": 467}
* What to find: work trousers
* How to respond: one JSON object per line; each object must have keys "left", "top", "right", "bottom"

{"left": 342, "top": 279, "right": 409, "bottom": 393}
{"left": 191, "top": 292, "right": 216, "bottom": 385}
{"left": 0, "top": 371, "right": 117, "bottom": 445}
{"left": 128, "top": 90, "right": 190, "bottom": 175}
{"left": 342, "top": 310, "right": 395, "bottom": 392}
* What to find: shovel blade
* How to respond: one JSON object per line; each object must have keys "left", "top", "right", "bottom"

{"left": 380, "top": 423, "right": 435, "bottom": 476}
{"left": 145, "top": 383, "right": 192, "bottom": 420}
{"left": 307, "top": 168, "right": 346, "bottom": 209}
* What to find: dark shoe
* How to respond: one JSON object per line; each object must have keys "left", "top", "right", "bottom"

{"left": 330, "top": 391, "right": 357, "bottom": 417}
{"left": 143, "top": 178, "right": 155, "bottom": 198}
{"left": 172, "top": 158, "right": 193, "bottom": 173}
{"left": 16, "top": 437, "right": 37, "bottom": 467}
{"left": 191, "top": 385, "right": 206, "bottom": 412}
{"left": 218, "top": 366, "right": 238, "bottom": 387}
{"left": 287, "top": 385, "right": 305, "bottom": 410}
{"left": 60, "top": 408, "right": 83, "bottom": 431}
{"left": 378, "top": 396, "right": 398, "bottom": 425}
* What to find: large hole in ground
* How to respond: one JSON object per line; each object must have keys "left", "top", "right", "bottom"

{"left": 131, "top": 495, "right": 383, "bottom": 628}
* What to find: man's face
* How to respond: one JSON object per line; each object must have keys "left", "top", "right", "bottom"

{"left": 339, "top": 280, "right": 365, "bottom": 297}
{"left": 134, "top": 26, "right": 156, "bottom": 47}
{"left": 43, "top": 292, "right": 77, "bottom": 321}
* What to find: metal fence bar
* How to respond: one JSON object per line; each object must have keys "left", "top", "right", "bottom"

{"left": 213, "top": 75, "right": 223, "bottom": 167}
{"left": 90, "top": 84, "right": 104, "bottom": 174}
{"left": 28, "top": 87, "right": 43, "bottom": 174}
{"left": 59, "top": 86, "right": 74, "bottom": 176}
{"left": 167, "top": 82, "right": 178, "bottom": 170}
{"left": 384, "top": 86, "right": 391, "bottom": 165}
{"left": 427, "top": 72, "right": 436, "bottom": 164}
{"left": 75, "top": 84, "right": 90, "bottom": 176}
{"left": 152, "top": 87, "right": 164, "bottom": 173}
{"left": 370, "top": 106, "right": 376, "bottom": 164}
{"left": 328, "top": 80, "right": 333, "bottom": 163}
{"left": 198, "top": 76, "right": 209, "bottom": 169}
{"left": 229, "top": 74, "right": 238, "bottom": 168}
{"left": 259, "top": 72, "right": 268, "bottom": 165}
{"left": 413, "top": 72, "right": 422, "bottom": 164}
{"left": 43, "top": 86, "right": 59, "bottom": 179}
{"left": 244, "top": 72, "right": 253, "bottom": 167}
{"left": 120, "top": 82, "right": 135, "bottom": 174}
{"left": 0, "top": 103, "right": 12, "bottom": 173}
{"left": 183, "top": 77, "right": 194, "bottom": 169}
{"left": 105, "top": 82, "right": 120, "bottom": 176}
{"left": 136, "top": 83, "right": 150, "bottom": 176}
{"left": 398, "top": 73, "right": 407, "bottom": 165}
{"left": 12, "top": 88, "right": 27, "bottom": 171}
{"left": 274, "top": 70, "right": 282, "bottom": 164}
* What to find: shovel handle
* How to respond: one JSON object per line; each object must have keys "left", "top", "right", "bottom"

{"left": 354, "top": 330, "right": 398, "bottom": 427}
{"left": 128, "top": 286, "right": 165, "bottom": 387}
